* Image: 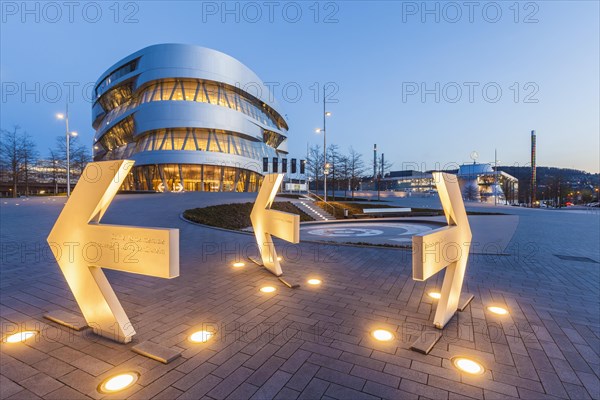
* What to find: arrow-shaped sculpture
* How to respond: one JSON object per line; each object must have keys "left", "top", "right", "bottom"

{"left": 413, "top": 172, "right": 472, "bottom": 329}
{"left": 47, "top": 160, "right": 179, "bottom": 343}
{"left": 250, "top": 173, "right": 299, "bottom": 276}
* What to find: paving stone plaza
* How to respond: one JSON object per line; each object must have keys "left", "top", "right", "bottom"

{"left": 1, "top": 193, "right": 598, "bottom": 399}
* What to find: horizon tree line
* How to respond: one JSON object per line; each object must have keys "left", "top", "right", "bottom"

{"left": 0, "top": 125, "right": 91, "bottom": 197}
{"left": 306, "top": 144, "right": 392, "bottom": 199}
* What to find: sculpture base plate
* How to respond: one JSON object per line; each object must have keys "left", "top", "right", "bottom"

{"left": 247, "top": 256, "right": 263, "bottom": 267}
{"left": 132, "top": 341, "right": 181, "bottom": 364}
{"left": 458, "top": 293, "right": 474, "bottom": 312}
{"left": 278, "top": 277, "right": 300, "bottom": 289}
{"left": 247, "top": 257, "right": 300, "bottom": 288}
{"left": 410, "top": 330, "right": 443, "bottom": 355}
{"left": 44, "top": 310, "right": 88, "bottom": 331}
{"left": 410, "top": 293, "right": 476, "bottom": 354}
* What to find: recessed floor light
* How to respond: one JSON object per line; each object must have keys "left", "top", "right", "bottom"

{"left": 232, "top": 262, "right": 245, "bottom": 268}
{"left": 98, "top": 372, "right": 139, "bottom": 393}
{"left": 428, "top": 292, "right": 441, "bottom": 299}
{"left": 487, "top": 306, "right": 508, "bottom": 315}
{"left": 260, "top": 286, "right": 276, "bottom": 293}
{"left": 372, "top": 329, "right": 394, "bottom": 341}
{"left": 4, "top": 330, "right": 37, "bottom": 343}
{"left": 277, "top": 256, "right": 282, "bottom": 261}
{"left": 307, "top": 279, "right": 321, "bottom": 285}
{"left": 452, "top": 357, "right": 485, "bottom": 375}
{"left": 189, "top": 330, "right": 214, "bottom": 343}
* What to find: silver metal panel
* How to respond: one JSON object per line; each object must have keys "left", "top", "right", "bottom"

{"left": 94, "top": 44, "right": 287, "bottom": 126}
{"left": 92, "top": 44, "right": 290, "bottom": 190}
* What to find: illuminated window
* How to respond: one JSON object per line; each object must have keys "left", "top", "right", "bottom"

{"left": 98, "top": 116, "right": 134, "bottom": 152}
{"left": 203, "top": 165, "right": 220, "bottom": 192}
{"left": 181, "top": 165, "right": 202, "bottom": 191}
{"left": 182, "top": 130, "right": 197, "bottom": 150}
{"left": 95, "top": 59, "right": 138, "bottom": 99}
{"left": 222, "top": 167, "right": 237, "bottom": 192}
{"left": 237, "top": 170, "right": 248, "bottom": 192}
{"left": 96, "top": 78, "right": 288, "bottom": 133}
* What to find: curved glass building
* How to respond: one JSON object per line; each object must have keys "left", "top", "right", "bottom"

{"left": 92, "top": 44, "right": 290, "bottom": 192}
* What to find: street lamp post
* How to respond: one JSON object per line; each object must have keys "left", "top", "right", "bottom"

{"left": 494, "top": 149, "right": 499, "bottom": 206}
{"left": 56, "top": 104, "right": 77, "bottom": 197}
{"left": 315, "top": 86, "right": 332, "bottom": 202}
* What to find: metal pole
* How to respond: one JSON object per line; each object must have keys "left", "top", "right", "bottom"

{"left": 531, "top": 130, "right": 537, "bottom": 207}
{"left": 323, "top": 85, "right": 327, "bottom": 202}
{"left": 306, "top": 142, "right": 311, "bottom": 193}
{"left": 378, "top": 153, "right": 384, "bottom": 201}
{"left": 494, "top": 148, "right": 498, "bottom": 206}
{"left": 373, "top": 144, "right": 377, "bottom": 178}
{"left": 66, "top": 102, "right": 71, "bottom": 197}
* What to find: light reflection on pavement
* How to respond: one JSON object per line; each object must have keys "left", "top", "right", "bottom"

{"left": 301, "top": 221, "right": 437, "bottom": 244}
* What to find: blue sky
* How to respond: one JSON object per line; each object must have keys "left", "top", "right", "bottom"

{"left": 1, "top": 1, "right": 598, "bottom": 172}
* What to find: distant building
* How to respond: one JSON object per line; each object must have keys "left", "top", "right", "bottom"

{"left": 0, "top": 159, "right": 74, "bottom": 196}
{"left": 457, "top": 163, "right": 518, "bottom": 204}
{"left": 367, "top": 170, "right": 436, "bottom": 194}
{"left": 361, "top": 165, "right": 518, "bottom": 203}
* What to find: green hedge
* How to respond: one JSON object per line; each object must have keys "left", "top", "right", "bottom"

{"left": 183, "top": 201, "right": 313, "bottom": 230}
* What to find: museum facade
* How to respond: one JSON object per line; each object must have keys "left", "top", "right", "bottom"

{"left": 92, "top": 44, "right": 296, "bottom": 192}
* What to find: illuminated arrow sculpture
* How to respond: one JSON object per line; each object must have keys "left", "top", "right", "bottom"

{"left": 250, "top": 173, "right": 300, "bottom": 276}
{"left": 413, "top": 172, "right": 472, "bottom": 329}
{"left": 47, "top": 160, "right": 179, "bottom": 343}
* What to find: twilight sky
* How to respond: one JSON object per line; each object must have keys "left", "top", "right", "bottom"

{"left": 1, "top": 1, "right": 598, "bottom": 173}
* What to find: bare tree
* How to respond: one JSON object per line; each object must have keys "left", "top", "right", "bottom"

{"left": 307, "top": 144, "right": 323, "bottom": 193}
{"left": 378, "top": 155, "right": 394, "bottom": 192}
{"left": 348, "top": 147, "right": 366, "bottom": 199}
{"left": 500, "top": 178, "right": 513, "bottom": 205}
{"left": 54, "top": 135, "right": 91, "bottom": 183}
{"left": 327, "top": 144, "right": 341, "bottom": 200}
{"left": 70, "top": 141, "right": 92, "bottom": 178}
{"left": 0, "top": 126, "right": 24, "bottom": 197}
{"left": 381, "top": 157, "right": 393, "bottom": 178}
{"left": 20, "top": 132, "right": 39, "bottom": 196}
{"left": 337, "top": 155, "right": 350, "bottom": 198}
{"left": 46, "top": 149, "right": 63, "bottom": 194}
{"left": 463, "top": 181, "right": 479, "bottom": 201}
